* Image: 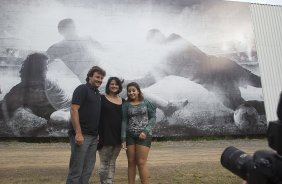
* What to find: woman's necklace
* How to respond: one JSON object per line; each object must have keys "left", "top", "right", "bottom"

{"left": 106, "top": 94, "right": 122, "bottom": 105}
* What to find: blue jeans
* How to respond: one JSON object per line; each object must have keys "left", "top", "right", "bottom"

{"left": 98, "top": 145, "right": 121, "bottom": 184}
{"left": 66, "top": 134, "right": 98, "bottom": 184}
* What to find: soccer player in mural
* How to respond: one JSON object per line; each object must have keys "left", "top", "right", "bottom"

{"left": 0, "top": 53, "right": 70, "bottom": 136}
{"left": 46, "top": 18, "right": 184, "bottom": 118}
{"left": 135, "top": 29, "right": 264, "bottom": 114}
{"left": 66, "top": 66, "right": 105, "bottom": 184}
{"left": 46, "top": 18, "right": 102, "bottom": 82}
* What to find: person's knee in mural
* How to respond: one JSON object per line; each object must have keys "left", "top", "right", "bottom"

{"left": 98, "top": 77, "right": 124, "bottom": 184}
{"left": 46, "top": 18, "right": 103, "bottom": 82}
{"left": 133, "top": 29, "right": 263, "bottom": 115}
{"left": 66, "top": 66, "right": 106, "bottom": 184}
{"left": 0, "top": 53, "right": 70, "bottom": 136}
{"left": 121, "top": 82, "right": 157, "bottom": 184}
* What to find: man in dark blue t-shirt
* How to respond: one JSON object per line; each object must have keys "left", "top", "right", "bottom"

{"left": 66, "top": 66, "right": 106, "bottom": 184}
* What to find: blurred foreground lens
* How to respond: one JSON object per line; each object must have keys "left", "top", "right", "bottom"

{"left": 220, "top": 146, "right": 252, "bottom": 180}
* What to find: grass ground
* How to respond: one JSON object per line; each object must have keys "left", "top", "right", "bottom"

{"left": 0, "top": 139, "right": 268, "bottom": 184}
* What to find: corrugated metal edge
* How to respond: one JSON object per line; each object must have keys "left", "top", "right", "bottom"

{"left": 225, "top": 0, "right": 282, "bottom": 7}
{"left": 250, "top": 3, "right": 282, "bottom": 121}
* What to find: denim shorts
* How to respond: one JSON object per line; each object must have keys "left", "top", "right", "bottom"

{"left": 126, "top": 134, "right": 152, "bottom": 148}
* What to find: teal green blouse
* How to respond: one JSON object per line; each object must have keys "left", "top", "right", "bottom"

{"left": 121, "top": 99, "right": 156, "bottom": 143}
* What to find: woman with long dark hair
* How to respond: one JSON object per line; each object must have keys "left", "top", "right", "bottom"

{"left": 121, "top": 82, "right": 156, "bottom": 184}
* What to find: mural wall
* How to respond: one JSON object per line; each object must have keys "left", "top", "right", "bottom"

{"left": 0, "top": 0, "right": 266, "bottom": 137}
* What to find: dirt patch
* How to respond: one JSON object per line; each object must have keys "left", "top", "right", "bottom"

{"left": 0, "top": 139, "right": 269, "bottom": 184}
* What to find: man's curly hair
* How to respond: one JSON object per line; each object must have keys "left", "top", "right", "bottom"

{"left": 86, "top": 66, "right": 106, "bottom": 83}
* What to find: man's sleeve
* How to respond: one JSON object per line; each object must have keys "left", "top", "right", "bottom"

{"left": 72, "top": 85, "right": 87, "bottom": 105}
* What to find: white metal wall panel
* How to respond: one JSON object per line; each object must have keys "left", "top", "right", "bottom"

{"left": 250, "top": 4, "right": 282, "bottom": 121}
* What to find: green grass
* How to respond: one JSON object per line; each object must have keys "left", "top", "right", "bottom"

{"left": 0, "top": 139, "right": 263, "bottom": 184}
{"left": 0, "top": 163, "right": 242, "bottom": 184}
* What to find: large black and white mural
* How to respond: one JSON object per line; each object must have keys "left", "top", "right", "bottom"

{"left": 0, "top": 0, "right": 266, "bottom": 137}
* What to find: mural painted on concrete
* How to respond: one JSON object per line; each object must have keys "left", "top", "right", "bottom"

{"left": 0, "top": 0, "right": 266, "bottom": 137}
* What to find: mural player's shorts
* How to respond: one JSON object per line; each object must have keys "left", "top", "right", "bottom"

{"left": 126, "top": 134, "right": 152, "bottom": 148}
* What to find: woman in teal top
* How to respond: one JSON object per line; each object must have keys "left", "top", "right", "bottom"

{"left": 121, "top": 82, "right": 156, "bottom": 184}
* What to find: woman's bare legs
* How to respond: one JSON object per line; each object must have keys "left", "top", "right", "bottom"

{"left": 136, "top": 145, "right": 150, "bottom": 184}
{"left": 126, "top": 145, "right": 137, "bottom": 184}
{"left": 126, "top": 144, "right": 150, "bottom": 184}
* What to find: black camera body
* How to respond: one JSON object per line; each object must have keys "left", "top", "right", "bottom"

{"left": 221, "top": 93, "right": 282, "bottom": 184}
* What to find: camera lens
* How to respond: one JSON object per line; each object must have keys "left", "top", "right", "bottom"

{"left": 221, "top": 146, "right": 253, "bottom": 180}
